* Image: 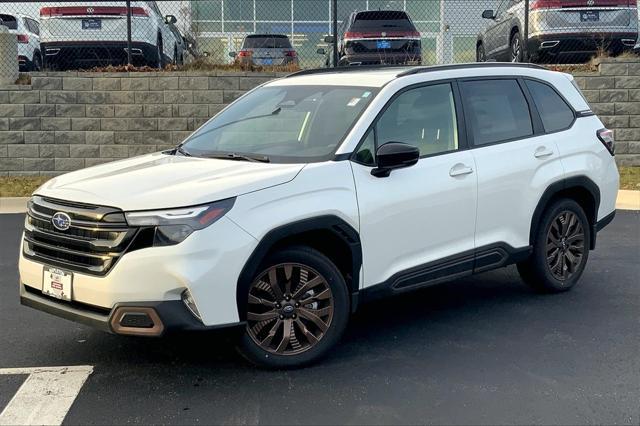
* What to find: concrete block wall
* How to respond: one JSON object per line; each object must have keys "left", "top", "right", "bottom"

{"left": 0, "top": 71, "right": 284, "bottom": 176}
{"left": 0, "top": 60, "right": 639, "bottom": 176}
{"left": 573, "top": 58, "right": 640, "bottom": 167}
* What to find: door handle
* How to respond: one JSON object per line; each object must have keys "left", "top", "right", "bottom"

{"left": 449, "top": 163, "right": 474, "bottom": 177}
{"left": 534, "top": 146, "right": 554, "bottom": 159}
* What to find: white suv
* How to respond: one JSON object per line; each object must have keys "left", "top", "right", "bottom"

{"left": 19, "top": 64, "right": 619, "bottom": 368}
{"left": 0, "top": 13, "right": 42, "bottom": 71}
{"left": 39, "top": 1, "right": 179, "bottom": 70}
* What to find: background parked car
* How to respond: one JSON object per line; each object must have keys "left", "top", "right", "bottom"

{"left": 477, "top": 0, "right": 638, "bottom": 63}
{"left": 39, "top": 1, "right": 180, "bottom": 70}
{"left": 0, "top": 12, "right": 41, "bottom": 71}
{"left": 230, "top": 34, "right": 298, "bottom": 66}
{"left": 321, "top": 10, "right": 421, "bottom": 66}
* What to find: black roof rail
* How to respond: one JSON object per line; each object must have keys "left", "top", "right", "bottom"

{"left": 285, "top": 64, "right": 410, "bottom": 78}
{"left": 396, "top": 62, "right": 547, "bottom": 77}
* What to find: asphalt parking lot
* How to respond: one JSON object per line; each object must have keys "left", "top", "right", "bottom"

{"left": 1, "top": 211, "right": 638, "bottom": 425}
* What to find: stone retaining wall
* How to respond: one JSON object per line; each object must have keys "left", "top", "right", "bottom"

{"left": 0, "top": 60, "right": 638, "bottom": 176}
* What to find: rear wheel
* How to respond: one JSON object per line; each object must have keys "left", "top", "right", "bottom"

{"left": 31, "top": 52, "right": 42, "bottom": 71}
{"left": 476, "top": 43, "right": 486, "bottom": 62}
{"left": 517, "top": 199, "right": 590, "bottom": 293}
{"left": 237, "top": 246, "right": 349, "bottom": 369}
{"left": 510, "top": 31, "right": 523, "bottom": 62}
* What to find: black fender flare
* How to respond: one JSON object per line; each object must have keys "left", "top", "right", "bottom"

{"left": 236, "top": 215, "right": 362, "bottom": 320}
{"left": 530, "top": 176, "right": 601, "bottom": 250}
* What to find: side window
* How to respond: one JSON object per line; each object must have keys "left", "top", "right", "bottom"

{"left": 354, "top": 129, "right": 376, "bottom": 166}
{"left": 525, "top": 80, "right": 574, "bottom": 133}
{"left": 31, "top": 19, "right": 40, "bottom": 36}
{"left": 460, "top": 79, "right": 533, "bottom": 145}
{"left": 375, "top": 83, "right": 459, "bottom": 157}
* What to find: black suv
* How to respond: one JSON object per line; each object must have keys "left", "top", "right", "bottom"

{"left": 321, "top": 10, "right": 421, "bottom": 66}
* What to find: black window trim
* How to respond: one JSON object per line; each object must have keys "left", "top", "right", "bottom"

{"left": 349, "top": 78, "right": 469, "bottom": 167}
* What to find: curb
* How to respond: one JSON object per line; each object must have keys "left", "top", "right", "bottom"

{"left": 0, "top": 197, "right": 29, "bottom": 214}
{"left": 1, "top": 191, "right": 639, "bottom": 214}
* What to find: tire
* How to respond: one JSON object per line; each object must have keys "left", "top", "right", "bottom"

{"left": 517, "top": 199, "right": 591, "bottom": 293}
{"left": 31, "top": 52, "right": 42, "bottom": 71}
{"left": 237, "top": 246, "right": 350, "bottom": 369}
{"left": 510, "top": 31, "right": 524, "bottom": 62}
{"left": 476, "top": 43, "right": 486, "bottom": 62}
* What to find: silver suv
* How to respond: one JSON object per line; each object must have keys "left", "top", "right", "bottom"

{"left": 230, "top": 34, "right": 299, "bottom": 67}
{"left": 477, "top": 0, "right": 638, "bottom": 63}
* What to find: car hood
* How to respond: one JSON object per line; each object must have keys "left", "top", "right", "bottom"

{"left": 35, "top": 153, "right": 305, "bottom": 211}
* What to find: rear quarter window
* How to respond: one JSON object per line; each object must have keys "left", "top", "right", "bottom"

{"left": 525, "top": 80, "right": 575, "bottom": 133}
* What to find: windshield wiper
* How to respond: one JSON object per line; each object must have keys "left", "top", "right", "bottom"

{"left": 175, "top": 144, "right": 191, "bottom": 157}
{"left": 204, "top": 152, "right": 270, "bottom": 163}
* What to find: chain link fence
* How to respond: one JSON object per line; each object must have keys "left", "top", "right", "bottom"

{"left": 0, "top": 0, "right": 638, "bottom": 74}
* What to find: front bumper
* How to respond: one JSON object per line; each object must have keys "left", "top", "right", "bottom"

{"left": 20, "top": 284, "right": 242, "bottom": 336}
{"left": 19, "top": 216, "right": 258, "bottom": 331}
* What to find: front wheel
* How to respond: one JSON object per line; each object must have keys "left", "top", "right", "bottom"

{"left": 517, "top": 199, "right": 590, "bottom": 293}
{"left": 510, "top": 31, "right": 524, "bottom": 62}
{"left": 237, "top": 246, "right": 349, "bottom": 369}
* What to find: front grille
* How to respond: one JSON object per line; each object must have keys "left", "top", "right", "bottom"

{"left": 23, "top": 196, "right": 139, "bottom": 276}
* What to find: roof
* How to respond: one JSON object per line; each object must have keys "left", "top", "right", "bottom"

{"left": 270, "top": 63, "right": 549, "bottom": 88}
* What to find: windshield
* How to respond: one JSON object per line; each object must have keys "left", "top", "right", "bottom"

{"left": 182, "top": 85, "right": 378, "bottom": 163}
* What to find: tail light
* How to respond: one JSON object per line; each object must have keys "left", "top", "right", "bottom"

{"left": 344, "top": 30, "right": 420, "bottom": 39}
{"left": 238, "top": 50, "right": 252, "bottom": 57}
{"left": 41, "top": 6, "right": 149, "bottom": 17}
{"left": 16, "top": 34, "right": 29, "bottom": 44}
{"left": 284, "top": 50, "right": 297, "bottom": 57}
{"left": 597, "top": 128, "right": 615, "bottom": 156}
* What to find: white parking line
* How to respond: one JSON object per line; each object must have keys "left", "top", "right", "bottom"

{"left": 0, "top": 366, "right": 93, "bottom": 426}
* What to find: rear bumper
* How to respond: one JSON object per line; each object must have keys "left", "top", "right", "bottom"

{"left": 528, "top": 32, "right": 638, "bottom": 56}
{"left": 41, "top": 41, "right": 158, "bottom": 69}
{"left": 20, "top": 284, "right": 243, "bottom": 336}
{"left": 340, "top": 52, "right": 422, "bottom": 66}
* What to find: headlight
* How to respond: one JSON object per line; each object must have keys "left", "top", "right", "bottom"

{"left": 125, "top": 198, "right": 235, "bottom": 246}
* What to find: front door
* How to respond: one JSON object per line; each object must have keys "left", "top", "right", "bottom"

{"left": 351, "top": 82, "right": 478, "bottom": 291}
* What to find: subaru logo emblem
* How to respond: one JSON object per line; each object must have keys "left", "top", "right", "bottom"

{"left": 52, "top": 212, "right": 71, "bottom": 231}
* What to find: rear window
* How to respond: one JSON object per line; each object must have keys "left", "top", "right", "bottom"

{"left": 525, "top": 80, "right": 575, "bottom": 133}
{"left": 0, "top": 14, "right": 17, "bottom": 30}
{"left": 243, "top": 35, "right": 291, "bottom": 49}
{"left": 351, "top": 11, "right": 415, "bottom": 30}
{"left": 460, "top": 79, "right": 533, "bottom": 145}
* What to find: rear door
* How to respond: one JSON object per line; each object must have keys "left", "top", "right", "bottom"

{"left": 484, "top": 0, "right": 511, "bottom": 58}
{"left": 459, "top": 78, "right": 565, "bottom": 252}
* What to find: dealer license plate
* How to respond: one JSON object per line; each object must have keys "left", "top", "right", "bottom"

{"left": 42, "top": 267, "right": 73, "bottom": 301}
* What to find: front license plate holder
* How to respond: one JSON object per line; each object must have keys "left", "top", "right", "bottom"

{"left": 42, "top": 267, "right": 73, "bottom": 301}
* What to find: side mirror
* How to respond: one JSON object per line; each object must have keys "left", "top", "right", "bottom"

{"left": 324, "top": 35, "right": 335, "bottom": 43}
{"left": 482, "top": 9, "right": 496, "bottom": 19}
{"left": 371, "top": 142, "right": 420, "bottom": 178}
{"left": 228, "top": 51, "right": 237, "bottom": 58}
{"left": 165, "top": 15, "right": 177, "bottom": 24}
{"left": 316, "top": 48, "right": 326, "bottom": 55}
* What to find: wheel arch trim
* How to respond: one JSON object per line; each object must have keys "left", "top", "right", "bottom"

{"left": 236, "top": 215, "right": 362, "bottom": 321}
{"left": 530, "top": 176, "right": 601, "bottom": 250}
